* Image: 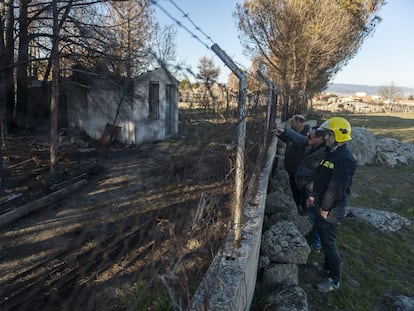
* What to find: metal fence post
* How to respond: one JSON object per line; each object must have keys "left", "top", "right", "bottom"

{"left": 211, "top": 43, "right": 246, "bottom": 247}
{"left": 257, "top": 70, "right": 277, "bottom": 148}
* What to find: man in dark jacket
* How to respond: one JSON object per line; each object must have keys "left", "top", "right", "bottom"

{"left": 274, "top": 114, "right": 310, "bottom": 212}
{"left": 306, "top": 117, "right": 356, "bottom": 293}
{"left": 295, "top": 126, "right": 329, "bottom": 251}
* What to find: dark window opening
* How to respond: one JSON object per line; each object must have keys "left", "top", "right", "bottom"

{"left": 149, "top": 81, "right": 159, "bottom": 120}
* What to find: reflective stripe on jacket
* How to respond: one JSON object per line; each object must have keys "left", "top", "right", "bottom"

{"left": 311, "top": 144, "right": 356, "bottom": 223}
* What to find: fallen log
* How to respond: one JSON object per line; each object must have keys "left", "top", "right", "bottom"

{"left": 6, "top": 158, "right": 33, "bottom": 170}
{"left": 49, "top": 173, "right": 88, "bottom": 192}
{"left": 0, "top": 179, "right": 87, "bottom": 227}
{"left": 0, "top": 193, "right": 23, "bottom": 206}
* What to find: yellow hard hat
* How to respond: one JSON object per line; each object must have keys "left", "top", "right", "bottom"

{"left": 318, "top": 117, "right": 352, "bottom": 142}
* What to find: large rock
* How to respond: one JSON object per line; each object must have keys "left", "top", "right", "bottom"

{"left": 264, "top": 189, "right": 312, "bottom": 236}
{"left": 376, "top": 137, "right": 414, "bottom": 167}
{"left": 268, "top": 168, "right": 290, "bottom": 194}
{"left": 265, "top": 189, "right": 297, "bottom": 217}
{"left": 262, "top": 263, "right": 298, "bottom": 289}
{"left": 261, "top": 220, "right": 310, "bottom": 264}
{"left": 348, "top": 127, "right": 414, "bottom": 167}
{"left": 394, "top": 295, "right": 414, "bottom": 311}
{"left": 376, "top": 295, "right": 414, "bottom": 311}
{"left": 265, "top": 285, "right": 308, "bottom": 311}
{"left": 346, "top": 206, "right": 412, "bottom": 232}
{"left": 348, "top": 127, "right": 377, "bottom": 165}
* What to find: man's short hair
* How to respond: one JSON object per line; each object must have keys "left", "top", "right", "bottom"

{"left": 291, "top": 114, "right": 305, "bottom": 122}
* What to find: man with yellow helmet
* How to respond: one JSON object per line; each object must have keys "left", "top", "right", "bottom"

{"left": 306, "top": 116, "right": 356, "bottom": 293}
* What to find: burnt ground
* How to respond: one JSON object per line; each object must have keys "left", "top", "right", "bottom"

{"left": 0, "top": 122, "right": 237, "bottom": 310}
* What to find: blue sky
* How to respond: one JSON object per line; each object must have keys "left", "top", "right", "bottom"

{"left": 154, "top": 0, "right": 414, "bottom": 88}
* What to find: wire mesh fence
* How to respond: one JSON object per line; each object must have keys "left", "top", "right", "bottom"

{"left": 0, "top": 83, "right": 275, "bottom": 310}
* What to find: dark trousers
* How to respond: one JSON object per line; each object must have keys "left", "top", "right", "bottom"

{"left": 289, "top": 174, "right": 301, "bottom": 206}
{"left": 309, "top": 205, "right": 321, "bottom": 247}
{"left": 316, "top": 212, "right": 341, "bottom": 283}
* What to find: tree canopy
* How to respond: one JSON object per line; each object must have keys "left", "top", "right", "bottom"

{"left": 197, "top": 56, "right": 220, "bottom": 84}
{"left": 236, "top": 0, "right": 385, "bottom": 119}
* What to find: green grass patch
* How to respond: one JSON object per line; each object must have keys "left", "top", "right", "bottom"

{"left": 128, "top": 282, "right": 174, "bottom": 311}
{"left": 350, "top": 165, "right": 414, "bottom": 217}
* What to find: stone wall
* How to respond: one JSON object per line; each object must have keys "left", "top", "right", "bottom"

{"left": 258, "top": 166, "right": 312, "bottom": 309}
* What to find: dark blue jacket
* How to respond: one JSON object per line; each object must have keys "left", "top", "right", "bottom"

{"left": 311, "top": 144, "right": 356, "bottom": 223}
{"left": 295, "top": 143, "right": 329, "bottom": 190}
{"left": 278, "top": 125, "right": 310, "bottom": 176}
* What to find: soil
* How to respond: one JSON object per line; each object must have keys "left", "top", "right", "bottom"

{"left": 0, "top": 125, "right": 234, "bottom": 310}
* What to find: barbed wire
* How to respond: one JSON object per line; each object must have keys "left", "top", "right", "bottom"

{"left": 167, "top": 0, "right": 215, "bottom": 46}
{"left": 149, "top": 0, "right": 252, "bottom": 83}
{"left": 150, "top": 0, "right": 212, "bottom": 50}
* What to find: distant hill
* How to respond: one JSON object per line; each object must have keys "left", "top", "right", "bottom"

{"left": 325, "top": 83, "right": 414, "bottom": 97}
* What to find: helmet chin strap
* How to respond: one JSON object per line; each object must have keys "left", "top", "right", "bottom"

{"left": 331, "top": 141, "right": 345, "bottom": 150}
{"left": 329, "top": 141, "right": 339, "bottom": 151}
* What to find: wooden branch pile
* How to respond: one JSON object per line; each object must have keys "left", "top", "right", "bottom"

{"left": 0, "top": 179, "right": 87, "bottom": 227}
{"left": 0, "top": 134, "right": 102, "bottom": 227}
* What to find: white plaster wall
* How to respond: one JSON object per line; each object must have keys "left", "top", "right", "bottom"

{"left": 66, "top": 68, "right": 178, "bottom": 145}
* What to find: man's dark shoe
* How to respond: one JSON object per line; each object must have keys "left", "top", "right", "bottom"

{"left": 316, "top": 278, "right": 340, "bottom": 293}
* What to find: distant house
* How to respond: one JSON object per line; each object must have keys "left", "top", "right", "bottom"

{"left": 63, "top": 67, "right": 179, "bottom": 144}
